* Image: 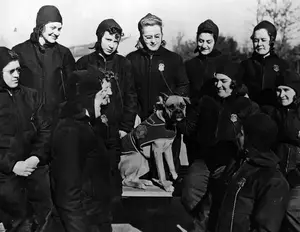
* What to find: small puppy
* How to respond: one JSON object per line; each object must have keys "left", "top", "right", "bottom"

{"left": 119, "top": 93, "right": 190, "bottom": 192}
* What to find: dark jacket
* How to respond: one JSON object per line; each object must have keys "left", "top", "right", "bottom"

{"left": 12, "top": 32, "right": 75, "bottom": 113}
{"left": 215, "top": 148, "right": 289, "bottom": 232}
{"left": 76, "top": 52, "right": 137, "bottom": 137}
{"left": 0, "top": 85, "right": 51, "bottom": 174}
{"left": 126, "top": 46, "right": 189, "bottom": 120}
{"left": 185, "top": 49, "right": 230, "bottom": 102}
{"left": 179, "top": 93, "right": 259, "bottom": 165}
{"left": 51, "top": 103, "right": 111, "bottom": 232}
{"left": 239, "top": 52, "right": 289, "bottom": 106}
{"left": 262, "top": 104, "right": 300, "bottom": 187}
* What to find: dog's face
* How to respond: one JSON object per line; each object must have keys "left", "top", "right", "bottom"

{"left": 157, "top": 94, "right": 190, "bottom": 122}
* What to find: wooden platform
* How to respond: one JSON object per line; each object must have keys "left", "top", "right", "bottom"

{"left": 122, "top": 185, "right": 173, "bottom": 197}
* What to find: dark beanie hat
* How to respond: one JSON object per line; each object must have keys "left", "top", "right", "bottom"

{"left": 197, "top": 19, "right": 219, "bottom": 42}
{"left": 96, "top": 19, "right": 122, "bottom": 41}
{"left": 215, "top": 62, "right": 241, "bottom": 84}
{"left": 66, "top": 68, "right": 103, "bottom": 101}
{"left": 276, "top": 70, "right": 300, "bottom": 96}
{"left": 243, "top": 113, "right": 278, "bottom": 151}
{"left": 36, "top": 5, "right": 62, "bottom": 28}
{"left": 0, "top": 47, "right": 18, "bottom": 72}
{"left": 251, "top": 20, "right": 277, "bottom": 41}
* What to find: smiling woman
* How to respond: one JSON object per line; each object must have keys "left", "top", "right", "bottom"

{"left": 238, "top": 20, "right": 291, "bottom": 107}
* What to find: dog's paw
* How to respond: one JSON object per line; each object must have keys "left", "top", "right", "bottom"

{"left": 123, "top": 180, "right": 147, "bottom": 190}
{"left": 152, "top": 179, "right": 174, "bottom": 192}
{"left": 163, "top": 183, "right": 175, "bottom": 192}
{"left": 140, "top": 179, "right": 153, "bottom": 186}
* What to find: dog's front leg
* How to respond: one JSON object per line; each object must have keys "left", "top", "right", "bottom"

{"left": 164, "top": 145, "right": 178, "bottom": 181}
{"left": 152, "top": 141, "right": 174, "bottom": 192}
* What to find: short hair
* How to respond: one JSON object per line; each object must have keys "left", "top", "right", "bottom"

{"left": 138, "top": 13, "right": 163, "bottom": 34}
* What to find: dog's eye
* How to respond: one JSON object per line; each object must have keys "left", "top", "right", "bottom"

{"left": 179, "top": 103, "right": 185, "bottom": 109}
{"left": 169, "top": 104, "right": 175, "bottom": 110}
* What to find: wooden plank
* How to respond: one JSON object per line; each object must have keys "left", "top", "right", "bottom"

{"left": 122, "top": 185, "right": 173, "bottom": 197}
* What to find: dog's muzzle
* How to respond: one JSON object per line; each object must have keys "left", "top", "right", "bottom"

{"left": 171, "top": 109, "right": 185, "bottom": 121}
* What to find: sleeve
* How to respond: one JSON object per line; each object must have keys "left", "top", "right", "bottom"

{"left": 75, "top": 55, "right": 88, "bottom": 70}
{"left": 119, "top": 60, "right": 138, "bottom": 133}
{"left": 174, "top": 55, "right": 189, "bottom": 97}
{"left": 62, "top": 48, "right": 75, "bottom": 82}
{"left": 30, "top": 92, "right": 51, "bottom": 165}
{"left": 177, "top": 96, "right": 219, "bottom": 140}
{"left": 0, "top": 136, "right": 19, "bottom": 174}
{"left": 252, "top": 176, "right": 290, "bottom": 232}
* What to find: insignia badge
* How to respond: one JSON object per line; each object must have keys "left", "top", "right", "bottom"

{"left": 230, "top": 114, "right": 238, "bottom": 123}
{"left": 273, "top": 64, "right": 280, "bottom": 72}
{"left": 158, "top": 63, "right": 165, "bottom": 72}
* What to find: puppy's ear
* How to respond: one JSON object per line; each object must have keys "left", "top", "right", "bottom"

{"left": 183, "top": 96, "right": 191, "bottom": 104}
{"left": 160, "top": 92, "right": 169, "bottom": 103}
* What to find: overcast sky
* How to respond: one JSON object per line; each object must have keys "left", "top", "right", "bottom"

{"left": 0, "top": 0, "right": 260, "bottom": 55}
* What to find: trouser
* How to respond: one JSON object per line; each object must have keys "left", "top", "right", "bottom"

{"left": 0, "top": 165, "right": 52, "bottom": 231}
{"left": 26, "top": 165, "right": 53, "bottom": 230}
{"left": 282, "top": 185, "right": 300, "bottom": 232}
{"left": 51, "top": 154, "right": 112, "bottom": 232}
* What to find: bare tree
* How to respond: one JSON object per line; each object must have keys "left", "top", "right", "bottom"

{"left": 255, "top": 0, "right": 300, "bottom": 56}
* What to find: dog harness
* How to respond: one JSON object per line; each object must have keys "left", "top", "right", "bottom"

{"left": 121, "top": 113, "right": 176, "bottom": 156}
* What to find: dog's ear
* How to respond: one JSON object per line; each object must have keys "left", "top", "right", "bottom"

{"left": 183, "top": 96, "right": 191, "bottom": 104}
{"left": 160, "top": 92, "right": 169, "bottom": 103}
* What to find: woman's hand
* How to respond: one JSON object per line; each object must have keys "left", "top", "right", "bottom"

{"left": 13, "top": 161, "right": 36, "bottom": 177}
{"left": 25, "top": 156, "right": 40, "bottom": 169}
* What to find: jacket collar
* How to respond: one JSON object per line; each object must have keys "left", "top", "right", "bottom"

{"left": 196, "top": 49, "right": 222, "bottom": 60}
{"left": 245, "top": 147, "right": 280, "bottom": 168}
{"left": 251, "top": 51, "right": 279, "bottom": 64}
{"left": 138, "top": 46, "right": 168, "bottom": 57}
{"left": 30, "top": 31, "right": 57, "bottom": 52}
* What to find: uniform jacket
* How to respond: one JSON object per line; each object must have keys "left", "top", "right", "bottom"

{"left": 239, "top": 52, "right": 289, "bottom": 106}
{"left": 216, "top": 148, "right": 289, "bottom": 232}
{"left": 127, "top": 46, "right": 189, "bottom": 120}
{"left": 13, "top": 32, "right": 75, "bottom": 113}
{"left": 0, "top": 85, "right": 51, "bottom": 174}
{"left": 76, "top": 51, "right": 137, "bottom": 139}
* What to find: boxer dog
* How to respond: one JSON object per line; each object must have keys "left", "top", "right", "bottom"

{"left": 119, "top": 93, "right": 190, "bottom": 192}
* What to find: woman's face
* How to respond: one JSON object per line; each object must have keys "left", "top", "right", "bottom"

{"left": 252, "top": 28, "right": 271, "bottom": 56}
{"left": 276, "top": 85, "right": 296, "bottom": 106}
{"left": 101, "top": 31, "right": 120, "bottom": 55}
{"left": 215, "top": 73, "right": 233, "bottom": 98}
{"left": 2, "top": 60, "right": 20, "bottom": 88}
{"left": 142, "top": 25, "right": 162, "bottom": 51}
{"left": 41, "top": 22, "right": 62, "bottom": 44}
{"left": 197, "top": 32, "right": 215, "bottom": 55}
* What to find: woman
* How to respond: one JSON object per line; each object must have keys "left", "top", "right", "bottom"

{"left": 262, "top": 70, "right": 300, "bottom": 231}
{"left": 0, "top": 47, "right": 51, "bottom": 231}
{"left": 51, "top": 69, "right": 113, "bottom": 232}
{"left": 184, "top": 19, "right": 231, "bottom": 165}
{"left": 215, "top": 113, "right": 289, "bottom": 232}
{"left": 13, "top": 5, "right": 75, "bottom": 116}
{"left": 180, "top": 61, "right": 259, "bottom": 232}
{"left": 75, "top": 18, "right": 137, "bottom": 217}
{"left": 12, "top": 7, "right": 75, "bottom": 226}
{"left": 126, "top": 13, "right": 189, "bottom": 175}
{"left": 239, "top": 20, "right": 289, "bottom": 107}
